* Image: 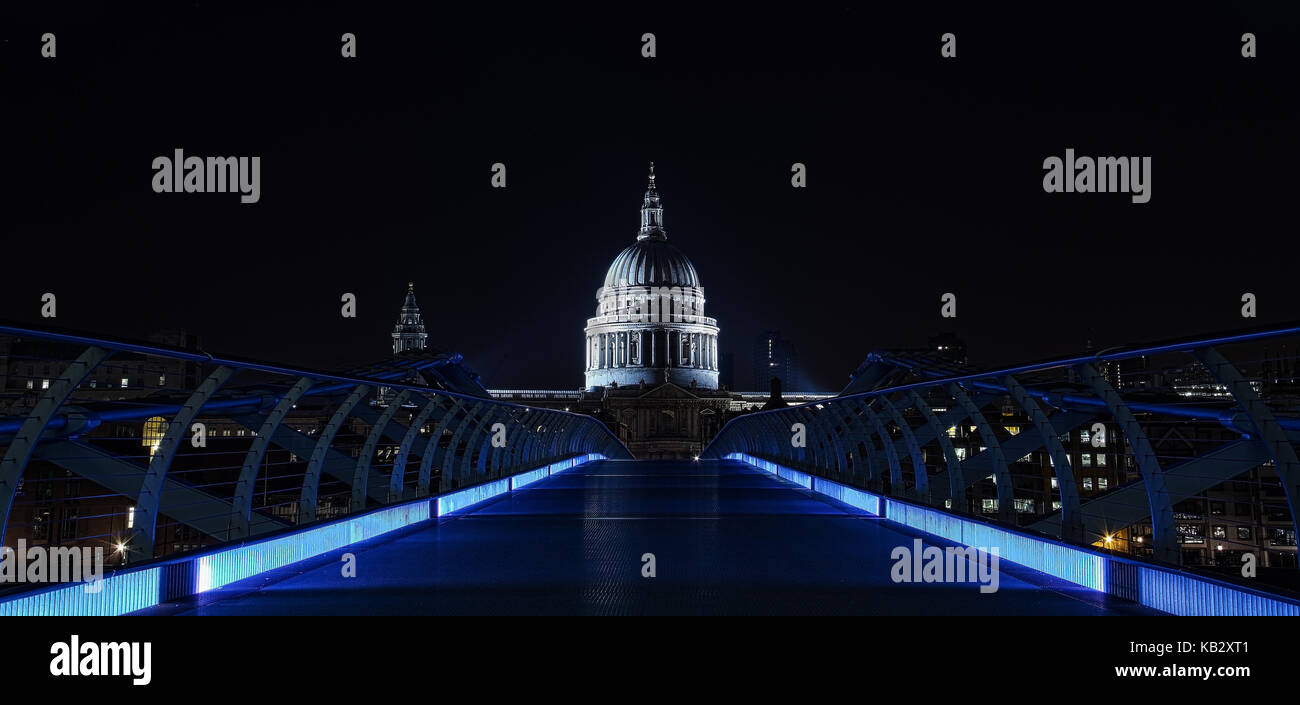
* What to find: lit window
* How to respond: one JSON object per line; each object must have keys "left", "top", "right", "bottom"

{"left": 158, "top": 375, "right": 166, "bottom": 387}
{"left": 143, "top": 416, "right": 167, "bottom": 457}
{"left": 981, "top": 498, "right": 997, "bottom": 513}
{"left": 1096, "top": 454, "right": 1106, "bottom": 467}
{"left": 127, "top": 505, "right": 135, "bottom": 529}
{"left": 1004, "top": 425, "right": 1020, "bottom": 435}
{"left": 1051, "top": 477, "right": 1058, "bottom": 489}
{"left": 1083, "top": 477, "right": 1093, "bottom": 491}
{"left": 25, "top": 380, "right": 33, "bottom": 390}
{"left": 1097, "top": 477, "right": 1108, "bottom": 490}
{"left": 41, "top": 379, "right": 50, "bottom": 390}
{"left": 121, "top": 378, "right": 129, "bottom": 388}
{"left": 1081, "top": 454, "right": 1092, "bottom": 467}
{"left": 946, "top": 426, "right": 957, "bottom": 438}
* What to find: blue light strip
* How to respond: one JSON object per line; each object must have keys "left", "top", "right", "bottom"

{"left": 197, "top": 502, "right": 429, "bottom": 593}
{"left": 880, "top": 499, "right": 1105, "bottom": 592}
{"left": 0, "top": 454, "right": 605, "bottom": 615}
{"left": 0, "top": 567, "right": 161, "bottom": 617}
{"left": 1137, "top": 565, "right": 1300, "bottom": 616}
{"left": 437, "top": 479, "right": 512, "bottom": 516}
{"left": 509, "top": 467, "right": 550, "bottom": 490}
{"left": 726, "top": 452, "right": 1300, "bottom": 615}
{"left": 810, "top": 476, "right": 881, "bottom": 516}
{"left": 439, "top": 453, "right": 603, "bottom": 516}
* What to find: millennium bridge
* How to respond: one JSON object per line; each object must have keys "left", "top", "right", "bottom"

{"left": 2, "top": 322, "right": 1299, "bottom": 615}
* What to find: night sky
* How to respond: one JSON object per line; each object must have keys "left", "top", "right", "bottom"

{"left": 4, "top": 4, "right": 1300, "bottom": 391}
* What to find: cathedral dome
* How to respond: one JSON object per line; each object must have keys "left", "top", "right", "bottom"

{"left": 603, "top": 239, "right": 701, "bottom": 289}
{"left": 585, "top": 164, "right": 720, "bottom": 393}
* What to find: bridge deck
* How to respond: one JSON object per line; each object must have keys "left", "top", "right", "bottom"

{"left": 157, "top": 460, "right": 1155, "bottom": 615}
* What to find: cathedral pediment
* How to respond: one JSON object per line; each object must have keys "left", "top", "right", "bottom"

{"left": 634, "top": 382, "right": 700, "bottom": 400}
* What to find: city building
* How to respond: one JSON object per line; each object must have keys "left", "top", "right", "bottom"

{"left": 753, "top": 331, "right": 800, "bottom": 392}
{"left": 486, "top": 166, "right": 834, "bottom": 457}
{"left": 583, "top": 163, "right": 720, "bottom": 391}
{"left": 392, "top": 282, "right": 428, "bottom": 354}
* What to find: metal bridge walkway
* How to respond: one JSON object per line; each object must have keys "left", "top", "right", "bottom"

{"left": 152, "top": 459, "right": 1155, "bottom": 615}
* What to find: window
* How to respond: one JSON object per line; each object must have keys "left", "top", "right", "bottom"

{"left": 25, "top": 379, "right": 33, "bottom": 390}
{"left": 981, "top": 499, "right": 997, "bottom": 513}
{"left": 1051, "top": 477, "right": 1058, "bottom": 489}
{"left": 1210, "top": 501, "right": 1225, "bottom": 516}
{"left": 1095, "top": 454, "right": 1106, "bottom": 467}
{"left": 1081, "top": 454, "right": 1092, "bottom": 467}
{"left": 1004, "top": 425, "right": 1020, "bottom": 436}
{"left": 954, "top": 447, "right": 967, "bottom": 461}
{"left": 121, "top": 377, "right": 129, "bottom": 388}
{"left": 41, "top": 379, "right": 50, "bottom": 390}
{"left": 1080, "top": 429, "right": 1091, "bottom": 444}
{"left": 1212, "top": 525, "right": 1227, "bottom": 539}
{"left": 1014, "top": 498, "right": 1035, "bottom": 514}
{"left": 158, "top": 375, "right": 166, "bottom": 387}
{"left": 1083, "top": 477, "right": 1093, "bottom": 491}
{"left": 1097, "top": 477, "right": 1108, "bottom": 490}
{"left": 946, "top": 426, "right": 957, "bottom": 438}
{"left": 1051, "top": 501, "right": 1062, "bottom": 511}
{"left": 1177, "top": 524, "right": 1204, "bottom": 544}
{"left": 1236, "top": 527, "right": 1252, "bottom": 540}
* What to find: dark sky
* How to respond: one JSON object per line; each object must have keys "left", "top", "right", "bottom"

{"left": 4, "top": 3, "right": 1300, "bottom": 391}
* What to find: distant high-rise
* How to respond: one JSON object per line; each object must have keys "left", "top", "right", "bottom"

{"left": 927, "top": 332, "right": 967, "bottom": 365}
{"left": 753, "top": 331, "right": 799, "bottom": 391}
{"left": 392, "top": 282, "right": 428, "bottom": 354}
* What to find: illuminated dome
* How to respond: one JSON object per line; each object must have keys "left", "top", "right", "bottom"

{"left": 584, "top": 164, "right": 720, "bottom": 391}
{"left": 603, "top": 239, "right": 701, "bottom": 289}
